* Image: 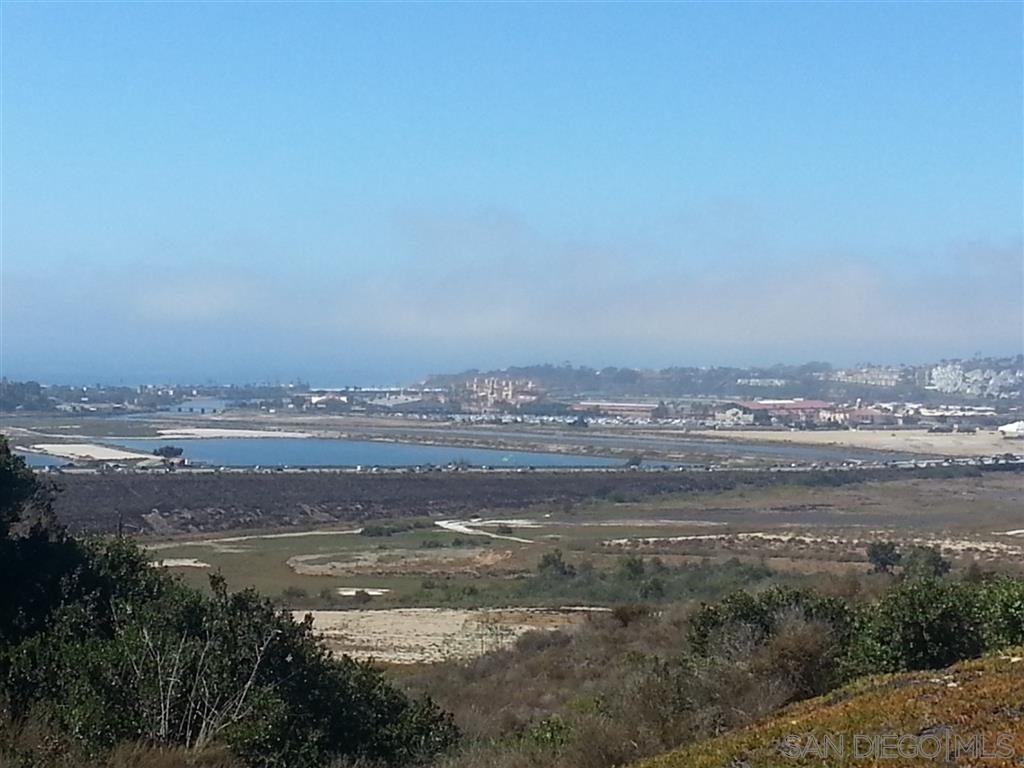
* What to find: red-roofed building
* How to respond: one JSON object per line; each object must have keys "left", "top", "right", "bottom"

{"left": 727, "top": 399, "right": 835, "bottom": 426}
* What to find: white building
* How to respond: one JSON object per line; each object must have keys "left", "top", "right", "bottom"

{"left": 997, "top": 421, "right": 1024, "bottom": 439}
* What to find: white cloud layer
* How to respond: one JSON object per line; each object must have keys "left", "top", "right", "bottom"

{"left": 3, "top": 209, "right": 1021, "bottom": 381}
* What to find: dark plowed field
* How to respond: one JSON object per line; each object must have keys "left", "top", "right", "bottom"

{"left": 44, "top": 464, "right": 1013, "bottom": 536}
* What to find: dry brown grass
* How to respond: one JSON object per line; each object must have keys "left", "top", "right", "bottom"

{"left": 0, "top": 714, "right": 245, "bottom": 768}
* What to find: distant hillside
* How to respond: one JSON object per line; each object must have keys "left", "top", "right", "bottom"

{"left": 637, "top": 651, "right": 1024, "bottom": 768}
{"left": 423, "top": 358, "right": 1024, "bottom": 403}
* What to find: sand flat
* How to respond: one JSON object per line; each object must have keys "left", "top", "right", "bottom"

{"left": 297, "top": 608, "right": 587, "bottom": 664}
{"left": 691, "top": 429, "right": 1017, "bottom": 457}
{"left": 30, "top": 443, "right": 152, "bottom": 461}
{"left": 156, "top": 427, "right": 313, "bottom": 439}
{"left": 604, "top": 531, "right": 1024, "bottom": 558}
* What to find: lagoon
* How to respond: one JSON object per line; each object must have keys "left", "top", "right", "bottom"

{"left": 17, "top": 452, "right": 69, "bottom": 468}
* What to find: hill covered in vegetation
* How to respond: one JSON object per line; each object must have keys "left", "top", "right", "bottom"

{"left": 406, "top": 569, "right": 1024, "bottom": 768}
{"left": 637, "top": 651, "right": 1024, "bottom": 768}
{"left": 3, "top": 432, "right": 1023, "bottom": 768}
{"left": 0, "top": 438, "right": 456, "bottom": 768}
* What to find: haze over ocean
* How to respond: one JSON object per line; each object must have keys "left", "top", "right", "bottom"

{"left": 2, "top": 3, "right": 1021, "bottom": 384}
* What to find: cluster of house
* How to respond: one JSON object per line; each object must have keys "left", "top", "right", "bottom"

{"left": 712, "top": 399, "right": 1020, "bottom": 430}
{"left": 558, "top": 398, "right": 1022, "bottom": 432}
{"left": 714, "top": 399, "right": 838, "bottom": 427}
{"left": 466, "top": 377, "right": 540, "bottom": 409}
{"left": 285, "top": 387, "right": 450, "bottom": 413}
{"left": 928, "top": 363, "right": 1023, "bottom": 399}
{"left": 815, "top": 363, "right": 1022, "bottom": 399}
{"left": 824, "top": 367, "right": 913, "bottom": 388}
{"left": 562, "top": 398, "right": 899, "bottom": 427}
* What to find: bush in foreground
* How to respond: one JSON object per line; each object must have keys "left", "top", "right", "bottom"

{"left": 420, "top": 574, "right": 1024, "bottom": 768}
{"left": 0, "top": 438, "right": 457, "bottom": 768}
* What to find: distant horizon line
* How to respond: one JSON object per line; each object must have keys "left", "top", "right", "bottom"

{"left": 4, "top": 352, "right": 1022, "bottom": 390}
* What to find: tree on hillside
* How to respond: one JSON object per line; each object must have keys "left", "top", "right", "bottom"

{"left": 0, "top": 438, "right": 37, "bottom": 538}
{"left": 901, "top": 545, "right": 951, "bottom": 580}
{"left": 866, "top": 541, "right": 902, "bottom": 574}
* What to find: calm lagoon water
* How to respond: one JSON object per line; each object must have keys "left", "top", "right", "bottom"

{"left": 17, "top": 452, "right": 69, "bottom": 468}
{"left": 102, "top": 437, "right": 623, "bottom": 469}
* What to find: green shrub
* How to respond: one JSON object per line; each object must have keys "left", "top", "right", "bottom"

{"left": 844, "top": 578, "right": 985, "bottom": 675}
{"left": 610, "top": 604, "right": 652, "bottom": 628}
{"left": 281, "top": 585, "right": 308, "bottom": 601}
{"left": 865, "top": 541, "right": 901, "bottom": 574}
{"left": 900, "top": 545, "right": 951, "bottom": 580}
{"left": 0, "top": 438, "right": 458, "bottom": 767}
{"left": 639, "top": 578, "right": 666, "bottom": 600}
{"left": 537, "top": 550, "right": 576, "bottom": 579}
{"left": 689, "top": 586, "right": 852, "bottom": 658}
{"left": 618, "top": 556, "right": 645, "bottom": 582}
{"left": 978, "top": 576, "right": 1024, "bottom": 649}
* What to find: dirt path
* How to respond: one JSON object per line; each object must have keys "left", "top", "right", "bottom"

{"left": 147, "top": 527, "right": 364, "bottom": 551}
{"left": 435, "top": 519, "right": 535, "bottom": 543}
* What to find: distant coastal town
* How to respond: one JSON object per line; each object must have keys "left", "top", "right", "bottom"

{"left": 3, "top": 356, "right": 1021, "bottom": 429}
{"left": 2, "top": 356, "right": 1021, "bottom": 474}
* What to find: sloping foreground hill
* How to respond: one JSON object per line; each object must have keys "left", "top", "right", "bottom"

{"left": 637, "top": 650, "right": 1024, "bottom": 768}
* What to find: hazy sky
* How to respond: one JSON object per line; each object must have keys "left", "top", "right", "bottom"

{"left": 2, "top": 2, "right": 1022, "bottom": 384}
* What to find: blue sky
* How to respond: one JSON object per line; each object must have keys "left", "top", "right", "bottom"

{"left": 2, "top": 2, "right": 1021, "bottom": 384}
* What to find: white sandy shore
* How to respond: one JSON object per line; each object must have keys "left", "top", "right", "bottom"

{"left": 29, "top": 443, "right": 153, "bottom": 461}
{"left": 156, "top": 428, "right": 313, "bottom": 439}
{"left": 153, "top": 558, "right": 211, "bottom": 568}
{"left": 690, "top": 429, "right": 1018, "bottom": 458}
